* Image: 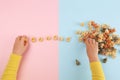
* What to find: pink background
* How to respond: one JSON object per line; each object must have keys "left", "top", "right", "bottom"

{"left": 0, "top": 0, "right": 58, "bottom": 80}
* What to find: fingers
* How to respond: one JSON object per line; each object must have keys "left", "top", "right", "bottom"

{"left": 22, "top": 35, "right": 29, "bottom": 42}
{"left": 18, "top": 36, "right": 22, "bottom": 40}
{"left": 95, "top": 41, "right": 98, "bottom": 45}
{"left": 16, "top": 36, "right": 22, "bottom": 41}
{"left": 16, "top": 35, "right": 29, "bottom": 46}
{"left": 92, "top": 39, "right": 95, "bottom": 44}
{"left": 88, "top": 38, "right": 93, "bottom": 45}
{"left": 85, "top": 38, "right": 97, "bottom": 45}
{"left": 83, "top": 34, "right": 89, "bottom": 42}
{"left": 95, "top": 42, "right": 98, "bottom": 48}
{"left": 84, "top": 38, "right": 89, "bottom": 45}
{"left": 85, "top": 38, "right": 92, "bottom": 45}
{"left": 22, "top": 36, "right": 29, "bottom": 46}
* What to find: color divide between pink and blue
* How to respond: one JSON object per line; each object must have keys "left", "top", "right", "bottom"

{"left": 0, "top": 0, "right": 120, "bottom": 80}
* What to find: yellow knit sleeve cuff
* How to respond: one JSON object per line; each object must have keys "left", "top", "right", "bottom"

{"left": 90, "top": 61, "right": 103, "bottom": 74}
{"left": 11, "top": 54, "right": 22, "bottom": 60}
{"left": 1, "top": 54, "right": 22, "bottom": 80}
{"left": 90, "top": 61, "right": 105, "bottom": 80}
{"left": 6, "top": 53, "right": 22, "bottom": 69}
{"left": 90, "top": 61, "right": 101, "bottom": 67}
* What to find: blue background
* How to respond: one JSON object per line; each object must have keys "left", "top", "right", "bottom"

{"left": 59, "top": 0, "right": 120, "bottom": 80}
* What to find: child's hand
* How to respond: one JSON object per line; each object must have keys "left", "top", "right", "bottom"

{"left": 84, "top": 38, "right": 99, "bottom": 62}
{"left": 12, "top": 36, "right": 29, "bottom": 56}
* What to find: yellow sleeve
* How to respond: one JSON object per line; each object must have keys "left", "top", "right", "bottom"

{"left": 1, "top": 54, "right": 22, "bottom": 80}
{"left": 90, "top": 61, "right": 105, "bottom": 80}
